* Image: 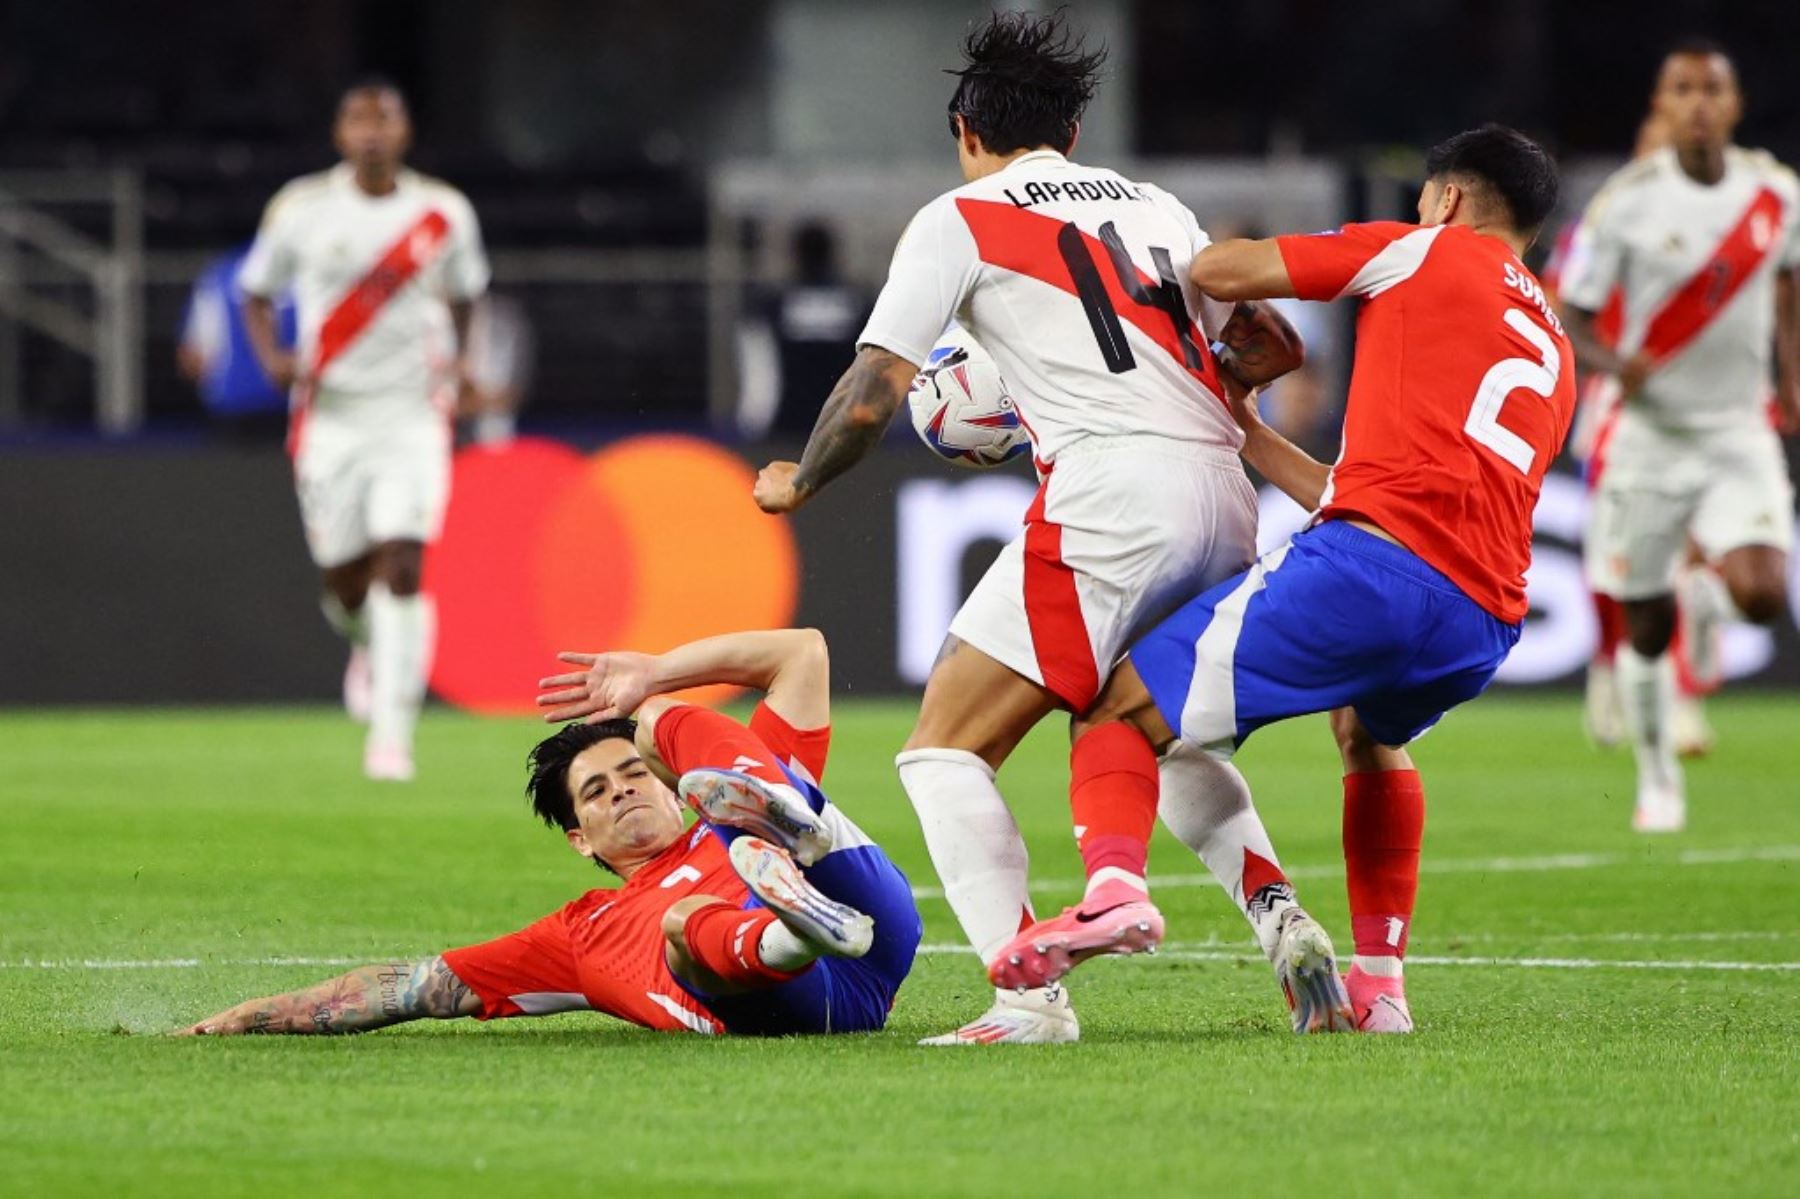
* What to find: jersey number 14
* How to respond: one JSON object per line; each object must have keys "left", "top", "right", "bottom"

{"left": 1056, "top": 220, "right": 1207, "bottom": 375}
{"left": 1465, "top": 308, "right": 1561, "bottom": 475}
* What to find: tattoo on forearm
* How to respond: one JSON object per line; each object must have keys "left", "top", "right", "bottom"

{"left": 228, "top": 958, "right": 473, "bottom": 1036}
{"left": 792, "top": 349, "right": 909, "bottom": 497}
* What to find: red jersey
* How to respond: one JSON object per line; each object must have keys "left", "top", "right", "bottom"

{"left": 1275, "top": 222, "right": 1578, "bottom": 623}
{"left": 442, "top": 703, "right": 831, "bottom": 1034}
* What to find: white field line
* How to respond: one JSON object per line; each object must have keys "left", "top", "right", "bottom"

{"left": 911, "top": 942, "right": 1800, "bottom": 972}
{"left": 905, "top": 843, "right": 1800, "bottom": 900}
{"left": 5, "top": 934, "right": 1798, "bottom": 975}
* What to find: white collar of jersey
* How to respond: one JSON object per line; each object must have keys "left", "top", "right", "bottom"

{"left": 331, "top": 162, "right": 416, "bottom": 197}
{"left": 1000, "top": 149, "right": 1069, "bottom": 173}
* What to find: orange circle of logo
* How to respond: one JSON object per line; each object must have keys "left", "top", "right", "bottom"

{"left": 424, "top": 435, "right": 800, "bottom": 715}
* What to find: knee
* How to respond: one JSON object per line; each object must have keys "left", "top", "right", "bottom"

{"left": 1331, "top": 708, "right": 1410, "bottom": 773}
{"left": 1729, "top": 579, "right": 1787, "bottom": 626}
{"left": 376, "top": 543, "right": 425, "bottom": 596}
{"left": 660, "top": 894, "right": 722, "bottom": 949}
{"left": 1623, "top": 597, "right": 1676, "bottom": 656}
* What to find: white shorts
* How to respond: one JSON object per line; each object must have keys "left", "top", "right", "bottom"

{"left": 948, "top": 435, "right": 1259, "bottom": 711}
{"left": 1585, "top": 414, "right": 1795, "bottom": 600}
{"left": 292, "top": 409, "right": 452, "bottom": 569}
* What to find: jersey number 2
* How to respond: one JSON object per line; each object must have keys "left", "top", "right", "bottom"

{"left": 1465, "top": 308, "right": 1560, "bottom": 475}
{"left": 1056, "top": 221, "right": 1206, "bottom": 375}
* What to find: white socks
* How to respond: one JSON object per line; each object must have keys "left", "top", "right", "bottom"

{"left": 895, "top": 747, "right": 1034, "bottom": 967}
{"left": 1617, "top": 646, "right": 1682, "bottom": 798}
{"left": 1155, "top": 742, "right": 1295, "bottom": 958}
{"left": 757, "top": 920, "right": 818, "bottom": 972}
{"left": 366, "top": 582, "right": 431, "bottom": 751}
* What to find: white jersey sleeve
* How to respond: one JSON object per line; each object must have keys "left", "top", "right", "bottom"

{"left": 237, "top": 183, "right": 307, "bottom": 299}
{"left": 858, "top": 195, "right": 981, "bottom": 367}
{"left": 440, "top": 190, "right": 492, "bottom": 302}
{"left": 1556, "top": 189, "right": 1627, "bottom": 314}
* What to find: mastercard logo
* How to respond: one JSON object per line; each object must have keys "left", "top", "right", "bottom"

{"left": 424, "top": 435, "right": 800, "bottom": 714}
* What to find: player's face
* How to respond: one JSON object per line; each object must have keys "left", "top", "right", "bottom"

{"left": 563, "top": 739, "right": 686, "bottom": 869}
{"left": 1653, "top": 54, "right": 1740, "bottom": 152}
{"left": 334, "top": 89, "right": 412, "bottom": 173}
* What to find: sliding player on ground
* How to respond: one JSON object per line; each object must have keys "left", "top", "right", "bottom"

{"left": 178, "top": 629, "right": 921, "bottom": 1037}
{"left": 240, "top": 79, "right": 489, "bottom": 782}
{"left": 1558, "top": 41, "right": 1799, "bottom": 832}
{"left": 993, "top": 126, "right": 1575, "bottom": 1034}
{"left": 754, "top": 11, "right": 1329, "bottom": 1044}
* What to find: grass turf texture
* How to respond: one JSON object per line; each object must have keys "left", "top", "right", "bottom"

{"left": 2, "top": 697, "right": 1797, "bottom": 1197}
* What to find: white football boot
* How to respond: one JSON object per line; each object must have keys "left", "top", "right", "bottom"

{"left": 728, "top": 837, "right": 872, "bottom": 959}
{"left": 362, "top": 739, "right": 415, "bottom": 783}
{"left": 918, "top": 985, "right": 1080, "bottom": 1046}
{"left": 1272, "top": 908, "right": 1355, "bottom": 1033}
{"left": 679, "top": 768, "right": 833, "bottom": 867}
{"left": 1632, "top": 782, "right": 1687, "bottom": 834}
{"left": 1672, "top": 693, "right": 1716, "bottom": 759}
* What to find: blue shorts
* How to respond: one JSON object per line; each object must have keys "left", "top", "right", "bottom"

{"left": 1129, "top": 520, "right": 1521, "bottom": 755}
{"left": 678, "top": 764, "right": 923, "bottom": 1037}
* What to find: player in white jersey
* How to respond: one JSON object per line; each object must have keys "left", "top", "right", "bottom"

{"left": 1559, "top": 41, "right": 1800, "bottom": 832}
{"left": 754, "top": 13, "right": 1338, "bottom": 1043}
{"left": 240, "top": 79, "right": 490, "bottom": 782}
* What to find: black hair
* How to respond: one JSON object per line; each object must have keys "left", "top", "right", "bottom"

{"left": 946, "top": 10, "right": 1106, "bottom": 156}
{"left": 1662, "top": 36, "right": 1731, "bottom": 64}
{"left": 338, "top": 74, "right": 408, "bottom": 111}
{"left": 526, "top": 718, "right": 639, "bottom": 833}
{"left": 1424, "top": 124, "right": 1560, "bottom": 238}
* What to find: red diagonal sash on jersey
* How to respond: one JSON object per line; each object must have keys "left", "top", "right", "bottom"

{"left": 1639, "top": 186, "right": 1783, "bottom": 363}
{"left": 954, "top": 198, "right": 1227, "bottom": 400}
{"left": 311, "top": 209, "right": 451, "bottom": 377}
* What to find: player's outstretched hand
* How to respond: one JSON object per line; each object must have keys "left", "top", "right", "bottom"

{"left": 753, "top": 461, "right": 806, "bottom": 513}
{"left": 537, "top": 650, "right": 658, "bottom": 723}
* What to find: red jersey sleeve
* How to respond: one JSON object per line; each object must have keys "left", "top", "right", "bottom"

{"left": 1276, "top": 221, "right": 1424, "bottom": 301}
{"left": 748, "top": 700, "right": 832, "bottom": 785}
{"left": 440, "top": 904, "right": 590, "bottom": 1021}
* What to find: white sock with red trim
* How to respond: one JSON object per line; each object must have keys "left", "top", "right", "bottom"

{"left": 1155, "top": 742, "right": 1296, "bottom": 959}
{"left": 896, "top": 747, "right": 1050, "bottom": 1007}
{"left": 367, "top": 582, "right": 430, "bottom": 752}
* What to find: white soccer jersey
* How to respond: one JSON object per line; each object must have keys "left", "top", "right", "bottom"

{"left": 859, "top": 150, "right": 1241, "bottom": 464}
{"left": 239, "top": 164, "right": 489, "bottom": 416}
{"left": 1559, "top": 146, "right": 1800, "bottom": 431}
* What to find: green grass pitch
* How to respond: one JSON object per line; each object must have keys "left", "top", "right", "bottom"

{"left": 2, "top": 696, "right": 1796, "bottom": 1196}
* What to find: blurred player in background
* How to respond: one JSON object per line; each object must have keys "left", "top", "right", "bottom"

{"left": 239, "top": 78, "right": 490, "bottom": 781}
{"left": 176, "top": 243, "right": 296, "bottom": 441}
{"left": 755, "top": 11, "right": 1331, "bottom": 1044}
{"left": 1558, "top": 41, "right": 1799, "bottom": 832}
{"left": 180, "top": 629, "right": 921, "bottom": 1037}
{"left": 999, "top": 125, "right": 1575, "bottom": 1033}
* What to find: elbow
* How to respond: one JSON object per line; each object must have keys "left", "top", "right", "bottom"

{"left": 1190, "top": 248, "right": 1255, "bottom": 302}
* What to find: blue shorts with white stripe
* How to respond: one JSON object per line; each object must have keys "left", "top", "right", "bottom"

{"left": 1128, "top": 519, "right": 1521, "bottom": 756}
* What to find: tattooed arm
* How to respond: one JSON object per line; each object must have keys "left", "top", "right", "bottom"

{"left": 753, "top": 346, "right": 920, "bottom": 514}
{"left": 173, "top": 956, "right": 480, "bottom": 1036}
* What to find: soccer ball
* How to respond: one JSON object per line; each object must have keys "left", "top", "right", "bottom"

{"left": 907, "top": 329, "right": 1030, "bottom": 469}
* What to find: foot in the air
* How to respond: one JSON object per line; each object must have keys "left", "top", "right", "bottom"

{"left": 363, "top": 740, "right": 414, "bottom": 783}
{"left": 1672, "top": 694, "right": 1715, "bottom": 759}
{"left": 987, "top": 879, "right": 1164, "bottom": 992}
{"left": 917, "top": 986, "right": 1080, "bottom": 1046}
{"left": 1583, "top": 659, "right": 1622, "bottom": 749}
{"left": 679, "top": 768, "right": 833, "bottom": 867}
{"left": 728, "top": 836, "right": 872, "bottom": 959}
{"left": 1272, "top": 908, "right": 1354, "bottom": 1033}
{"left": 343, "top": 645, "right": 371, "bottom": 724}
{"left": 1632, "top": 782, "right": 1687, "bottom": 833}
{"left": 1345, "top": 963, "right": 1413, "bottom": 1033}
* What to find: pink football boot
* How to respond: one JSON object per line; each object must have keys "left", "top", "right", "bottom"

{"left": 1345, "top": 962, "right": 1415, "bottom": 1034}
{"left": 988, "top": 879, "right": 1164, "bottom": 992}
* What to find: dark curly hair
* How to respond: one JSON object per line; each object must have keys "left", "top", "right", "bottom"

{"left": 946, "top": 9, "right": 1106, "bottom": 156}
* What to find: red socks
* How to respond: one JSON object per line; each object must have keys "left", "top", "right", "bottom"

{"left": 1069, "top": 723, "right": 1160, "bottom": 889}
{"left": 654, "top": 704, "right": 791, "bottom": 789}
{"left": 1593, "top": 591, "right": 1624, "bottom": 664}
{"left": 679, "top": 903, "right": 804, "bottom": 986}
{"left": 1342, "top": 769, "right": 1425, "bottom": 959}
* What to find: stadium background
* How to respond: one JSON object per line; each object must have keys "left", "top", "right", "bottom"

{"left": 3, "top": 0, "right": 1799, "bottom": 707}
